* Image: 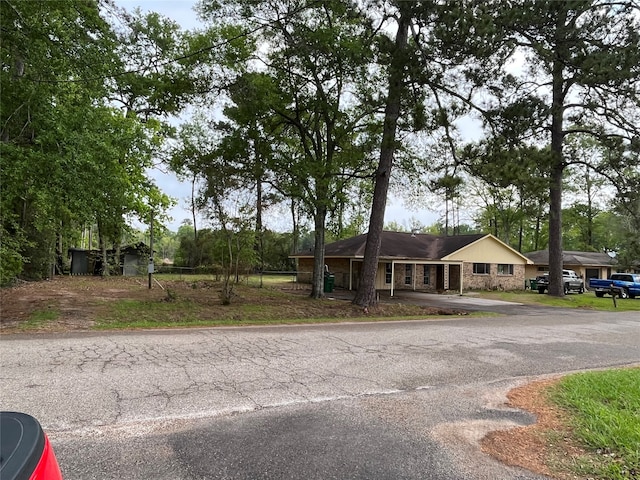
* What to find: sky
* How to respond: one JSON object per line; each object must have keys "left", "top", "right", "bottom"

{"left": 116, "top": 0, "right": 453, "bottom": 232}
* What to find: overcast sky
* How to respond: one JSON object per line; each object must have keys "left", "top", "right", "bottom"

{"left": 116, "top": 0, "right": 448, "bottom": 232}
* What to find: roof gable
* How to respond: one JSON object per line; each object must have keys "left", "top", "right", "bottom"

{"left": 443, "top": 234, "right": 532, "bottom": 264}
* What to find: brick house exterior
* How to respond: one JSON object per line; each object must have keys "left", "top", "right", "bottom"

{"left": 292, "top": 232, "right": 532, "bottom": 294}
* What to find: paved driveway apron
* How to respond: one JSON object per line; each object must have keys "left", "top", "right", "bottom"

{"left": 2, "top": 310, "right": 639, "bottom": 480}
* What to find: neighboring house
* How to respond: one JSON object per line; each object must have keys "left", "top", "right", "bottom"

{"left": 291, "top": 231, "right": 533, "bottom": 295}
{"left": 524, "top": 250, "right": 617, "bottom": 282}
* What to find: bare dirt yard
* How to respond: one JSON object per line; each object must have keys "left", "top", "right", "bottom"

{"left": 0, "top": 276, "right": 586, "bottom": 479}
{"left": 0, "top": 275, "right": 467, "bottom": 333}
{"left": 482, "top": 378, "right": 589, "bottom": 480}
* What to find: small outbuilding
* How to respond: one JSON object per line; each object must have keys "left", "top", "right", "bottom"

{"left": 291, "top": 232, "right": 533, "bottom": 295}
{"left": 69, "top": 243, "right": 151, "bottom": 276}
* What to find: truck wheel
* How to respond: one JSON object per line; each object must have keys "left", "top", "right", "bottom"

{"left": 563, "top": 284, "right": 569, "bottom": 295}
{"left": 578, "top": 286, "right": 584, "bottom": 294}
{"left": 620, "top": 288, "right": 629, "bottom": 299}
{"left": 595, "top": 291, "right": 605, "bottom": 298}
{"left": 538, "top": 287, "right": 546, "bottom": 294}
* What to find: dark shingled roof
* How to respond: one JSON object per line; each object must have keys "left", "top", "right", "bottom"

{"left": 524, "top": 250, "right": 616, "bottom": 266}
{"left": 293, "top": 231, "right": 488, "bottom": 260}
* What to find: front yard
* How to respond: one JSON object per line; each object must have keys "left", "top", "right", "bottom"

{"left": 0, "top": 275, "right": 468, "bottom": 333}
{"left": 2, "top": 276, "right": 637, "bottom": 334}
{"left": 477, "top": 289, "right": 640, "bottom": 312}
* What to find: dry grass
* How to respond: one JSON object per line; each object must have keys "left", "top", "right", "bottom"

{"left": 0, "top": 275, "right": 468, "bottom": 333}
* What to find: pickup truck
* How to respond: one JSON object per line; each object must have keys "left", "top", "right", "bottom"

{"left": 588, "top": 273, "right": 640, "bottom": 299}
{"left": 536, "top": 269, "right": 585, "bottom": 294}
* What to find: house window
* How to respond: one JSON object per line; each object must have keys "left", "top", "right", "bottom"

{"left": 385, "top": 263, "right": 392, "bottom": 284}
{"left": 423, "top": 266, "right": 430, "bottom": 285}
{"left": 497, "top": 264, "right": 514, "bottom": 275}
{"left": 473, "top": 263, "right": 490, "bottom": 275}
{"left": 405, "top": 264, "right": 412, "bottom": 285}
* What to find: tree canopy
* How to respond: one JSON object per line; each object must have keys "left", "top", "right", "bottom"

{"left": 1, "top": 0, "right": 638, "bottom": 297}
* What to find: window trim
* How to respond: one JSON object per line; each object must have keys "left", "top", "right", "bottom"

{"left": 497, "top": 264, "right": 514, "bottom": 276}
{"left": 423, "top": 266, "right": 430, "bottom": 285}
{"left": 404, "top": 264, "right": 412, "bottom": 285}
{"left": 385, "top": 263, "right": 392, "bottom": 284}
{"left": 473, "top": 263, "right": 491, "bottom": 275}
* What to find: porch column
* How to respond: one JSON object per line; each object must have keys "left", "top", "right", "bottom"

{"left": 391, "top": 261, "right": 395, "bottom": 297}
{"left": 459, "top": 261, "right": 463, "bottom": 295}
{"left": 413, "top": 262, "right": 417, "bottom": 291}
{"left": 444, "top": 264, "right": 449, "bottom": 290}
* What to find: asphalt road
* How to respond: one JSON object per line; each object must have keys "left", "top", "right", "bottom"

{"left": 2, "top": 307, "right": 639, "bottom": 480}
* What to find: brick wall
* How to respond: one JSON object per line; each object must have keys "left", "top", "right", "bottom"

{"left": 296, "top": 258, "right": 354, "bottom": 288}
{"left": 296, "top": 258, "right": 313, "bottom": 284}
{"left": 297, "top": 258, "right": 526, "bottom": 291}
{"left": 388, "top": 264, "right": 439, "bottom": 291}
{"left": 463, "top": 262, "right": 525, "bottom": 290}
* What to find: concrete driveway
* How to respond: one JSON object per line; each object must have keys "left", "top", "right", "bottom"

{"left": 329, "top": 289, "right": 566, "bottom": 315}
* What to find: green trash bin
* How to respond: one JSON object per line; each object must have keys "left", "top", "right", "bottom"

{"left": 323, "top": 274, "right": 335, "bottom": 293}
{"left": 529, "top": 278, "right": 537, "bottom": 290}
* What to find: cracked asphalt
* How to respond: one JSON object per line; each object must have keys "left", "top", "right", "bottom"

{"left": 1, "top": 307, "right": 639, "bottom": 479}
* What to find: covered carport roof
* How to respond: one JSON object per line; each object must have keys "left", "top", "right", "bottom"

{"left": 525, "top": 250, "right": 616, "bottom": 266}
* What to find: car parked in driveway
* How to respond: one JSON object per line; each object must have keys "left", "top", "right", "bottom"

{"left": 589, "top": 273, "right": 640, "bottom": 299}
{"left": 536, "top": 269, "right": 585, "bottom": 294}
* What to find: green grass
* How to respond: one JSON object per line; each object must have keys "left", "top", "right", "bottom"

{"left": 92, "top": 299, "right": 463, "bottom": 330}
{"left": 96, "top": 300, "right": 199, "bottom": 328}
{"left": 153, "top": 273, "right": 297, "bottom": 286}
{"left": 20, "top": 307, "right": 59, "bottom": 330}
{"left": 549, "top": 368, "right": 640, "bottom": 479}
{"left": 92, "top": 289, "right": 479, "bottom": 330}
{"left": 93, "top": 312, "right": 459, "bottom": 330}
{"left": 477, "top": 290, "right": 640, "bottom": 311}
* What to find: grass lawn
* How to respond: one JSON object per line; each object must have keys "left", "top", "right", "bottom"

{"left": 87, "top": 274, "right": 472, "bottom": 330}
{"left": 5, "top": 275, "right": 636, "bottom": 333}
{"left": 477, "top": 289, "right": 640, "bottom": 312}
{"left": 19, "top": 306, "right": 59, "bottom": 330}
{"left": 548, "top": 368, "right": 640, "bottom": 479}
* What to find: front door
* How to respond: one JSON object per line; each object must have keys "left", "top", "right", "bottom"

{"left": 449, "top": 264, "right": 460, "bottom": 291}
{"left": 436, "top": 265, "right": 444, "bottom": 290}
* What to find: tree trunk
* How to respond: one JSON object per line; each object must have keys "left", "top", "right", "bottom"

{"left": 353, "top": 12, "right": 410, "bottom": 307}
{"left": 255, "top": 164, "right": 264, "bottom": 286}
{"left": 547, "top": 21, "right": 567, "bottom": 297}
{"left": 98, "top": 220, "right": 109, "bottom": 277}
{"left": 518, "top": 196, "right": 524, "bottom": 252}
{"left": 310, "top": 206, "right": 327, "bottom": 299}
{"left": 291, "top": 198, "right": 299, "bottom": 256}
{"left": 548, "top": 159, "right": 564, "bottom": 296}
{"left": 585, "top": 169, "right": 594, "bottom": 247}
{"left": 221, "top": 233, "right": 234, "bottom": 305}
{"left": 191, "top": 174, "right": 198, "bottom": 242}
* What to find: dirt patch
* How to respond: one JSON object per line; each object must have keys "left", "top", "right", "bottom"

{"left": 0, "top": 277, "right": 153, "bottom": 332}
{"left": 0, "top": 276, "right": 468, "bottom": 333}
{"left": 482, "top": 377, "right": 589, "bottom": 479}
